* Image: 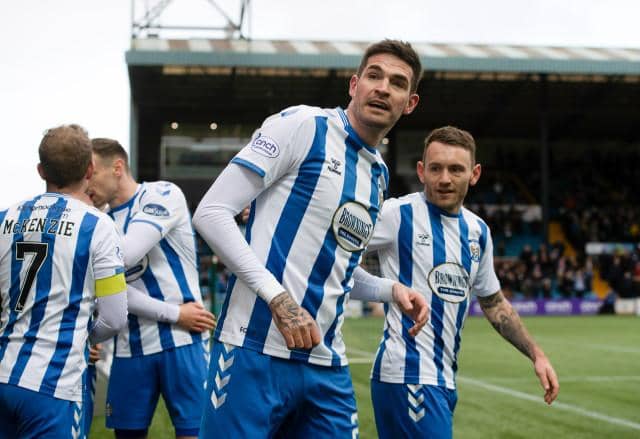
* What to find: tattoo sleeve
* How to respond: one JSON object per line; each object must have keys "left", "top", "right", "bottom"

{"left": 478, "top": 291, "right": 536, "bottom": 360}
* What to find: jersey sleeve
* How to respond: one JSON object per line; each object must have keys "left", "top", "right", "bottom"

{"left": 472, "top": 224, "right": 501, "bottom": 297}
{"left": 231, "top": 107, "right": 318, "bottom": 187}
{"left": 367, "top": 198, "right": 401, "bottom": 253}
{"left": 92, "top": 214, "right": 126, "bottom": 286}
{"left": 129, "top": 182, "right": 187, "bottom": 239}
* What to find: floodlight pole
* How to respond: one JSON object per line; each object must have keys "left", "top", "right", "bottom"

{"left": 131, "top": 0, "right": 252, "bottom": 39}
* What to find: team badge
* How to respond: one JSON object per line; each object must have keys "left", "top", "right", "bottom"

{"left": 469, "top": 239, "right": 481, "bottom": 262}
{"left": 332, "top": 202, "right": 374, "bottom": 252}
{"left": 427, "top": 262, "right": 470, "bottom": 303}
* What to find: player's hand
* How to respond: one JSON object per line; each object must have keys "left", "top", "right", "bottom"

{"left": 392, "top": 283, "right": 429, "bottom": 337}
{"left": 177, "top": 302, "right": 217, "bottom": 333}
{"left": 534, "top": 354, "right": 559, "bottom": 404}
{"left": 89, "top": 344, "right": 102, "bottom": 364}
{"left": 269, "top": 292, "right": 321, "bottom": 350}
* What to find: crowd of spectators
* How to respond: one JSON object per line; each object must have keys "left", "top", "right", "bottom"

{"left": 560, "top": 206, "right": 640, "bottom": 251}
{"left": 597, "top": 247, "right": 640, "bottom": 299}
{"left": 495, "top": 243, "right": 595, "bottom": 300}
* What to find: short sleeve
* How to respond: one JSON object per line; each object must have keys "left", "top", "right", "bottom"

{"left": 231, "top": 107, "right": 318, "bottom": 187}
{"left": 367, "top": 198, "right": 401, "bottom": 253}
{"left": 472, "top": 223, "right": 501, "bottom": 297}
{"left": 92, "top": 214, "right": 125, "bottom": 280}
{"left": 130, "top": 182, "right": 187, "bottom": 238}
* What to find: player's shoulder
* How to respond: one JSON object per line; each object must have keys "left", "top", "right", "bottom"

{"left": 140, "top": 181, "right": 185, "bottom": 199}
{"left": 383, "top": 192, "right": 423, "bottom": 211}
{"left": 461, "top": 205, "right": 490, "bottom": 230}
{"left": 138, "top": 181, "right": 187, "bottom": 212}
{"left": 263, "top": 104, "right": 331, "bottom": 128}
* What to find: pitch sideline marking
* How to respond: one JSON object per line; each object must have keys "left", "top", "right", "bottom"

{"left": 458, "top": 376, "right": 640, "bottom": 431}
{"left": 347, "top": 352, "right": 640, "bottom": 431}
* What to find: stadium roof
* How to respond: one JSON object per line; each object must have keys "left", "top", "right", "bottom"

{"left": 126, "top": 38, "right": 640, "bottom": 75}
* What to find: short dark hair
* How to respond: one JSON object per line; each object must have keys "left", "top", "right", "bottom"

{"left": 357, "top": 39, "right": 423, "bottom": 93}
{"left": 423, "top": 126, "right": 476, "bottom": 164}
{"left": 92, "top": 138, "right": 129, "bottom": 171}
{"left": 39, "top": 124, "right": 92, "bottom": 187}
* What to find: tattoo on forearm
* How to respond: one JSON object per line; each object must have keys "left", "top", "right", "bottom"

{"left": 480, "top": 292, "right": 535, "bottom": 359}
{"left": 477, "top": 292, "right": 503, "bottom": 309}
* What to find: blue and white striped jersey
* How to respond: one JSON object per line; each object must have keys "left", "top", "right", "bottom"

{"left": 369, "top": 192, "right": 500, "bottom": 389}
{"left": 216, "top": 105, "right": 389, "bottom": 367}
{"left": 0, "top": 193, "right": 124, "bottom": 401}
{"left": 109, "top": 181, "right": 206, "bottom": 357}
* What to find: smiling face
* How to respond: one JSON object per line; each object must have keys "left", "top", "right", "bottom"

{"left": 418, "top": 140, "right": 481, "bottom": 215}
{"left": 346, "top": 53, "right": 419, "bottom": 145}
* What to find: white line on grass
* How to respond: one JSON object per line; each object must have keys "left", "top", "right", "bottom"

{"left": 347, "top": 351, "right": 640, "bottom": 431}
{"left": 475, "top": 375, "right": 640, "bottom": 384}
{"left": 584, "top": 344, "right": 640, "bottom": 354}
{"left": 458, "top": 376, "right": 640, "bottom": 431}
{"left": 537, "top": 337, "right": 640, "bottom": 355}
{"left": 349, "top": 347, "right": 377, "bottom": 357}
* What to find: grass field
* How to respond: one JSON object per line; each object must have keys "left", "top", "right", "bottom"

{"left": 91, "top": 315, "right": 640, "bottom": 438}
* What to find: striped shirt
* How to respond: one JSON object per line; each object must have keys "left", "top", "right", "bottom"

{"left": 0, "top": 193, "right": 124, "bottom": 401}
{"left": 369, "top": 192, "right": 500, "bottom": 389}
{"left": 216, "top": 105, "right": 389, "bottom": 367}
{"left": 109, "top": 181, "right": 206, "bottom": 357}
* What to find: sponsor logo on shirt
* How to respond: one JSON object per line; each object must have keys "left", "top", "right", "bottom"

{"left": 327, "top": 157, "right": 342, "bottom": 175}
{"left": 250, "top": 132, "right": 280, "bottom": 158}
{"left": 428, "top": 262, "right": 470, "bottom": 303}
{"left": 142, "top": 203, "right": 170, "bottom": 217}
{"left": 125, "top": 255, "right": 149, "bottom": 282}
{"left": 332, "top": 202, "right": 374, "bottom": 252}
{"left": 416, "top": 232, "right": 431, "bottom": 246}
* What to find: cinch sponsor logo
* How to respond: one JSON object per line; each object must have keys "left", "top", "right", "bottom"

{"left": 580, "top": 301, "right": 601, "bottom": 313}
{"left": 251, "top": 133, "right": 280, "bottom": 158}
{"left": 512, "top": 301, "right": 538, "bottom": 314}
{"left": 545, "top": 301, "right": 572, "bottom": 313}
{"left": 142, "top": 203, "right": 170, "bottom": 217}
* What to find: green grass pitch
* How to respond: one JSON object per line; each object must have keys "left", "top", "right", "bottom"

{"left": 90, "top": 315, "right": 640, "bottom": 438}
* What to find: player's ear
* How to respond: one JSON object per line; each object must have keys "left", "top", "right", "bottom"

{"left": 85, "top": 161, "right": 94, "bottom": 181}
{"left": 348, "top": 74, "right": 359, "bottom": 98}
{"left": 416, "top": 160, "right": 426, "bottom": 184}
{"left": 113, "top": 158, "right": 124, "bottom": 177}
{"left": 403, "top": 93, "right": 419, "bottom": 115}
{"left": 36, "top": 163, "right": 47, "bottom": 181}
{"left": 469, "top": 163, "right": 481, "bottom": 186}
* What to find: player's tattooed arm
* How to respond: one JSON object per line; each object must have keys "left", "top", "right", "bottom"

{"left": 269, "top": 292, "right": 321, "bottom": 350}
{"left": 478, "top": 290, "right": 560, "bottom": 405}
{"left": 477, "top": 291, "right": 534, "bottom": 359}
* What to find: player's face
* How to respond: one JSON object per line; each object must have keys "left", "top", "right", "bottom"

{"left": 348, "top": 53, "right": 419, "bottom": 138}
{"left": 87, "top": 154, "right": 119, "bottom": 208}
{"left": 417, "top": 141, "right": 481, "bottom": 215}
